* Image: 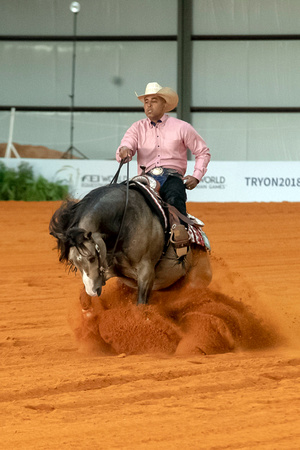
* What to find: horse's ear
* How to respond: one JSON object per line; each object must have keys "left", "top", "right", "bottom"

{"left": 67, "top": 227, "right": 87, "bottom": 246}
{"left": 84, "top": 231, "right": 92, "bottom": 240}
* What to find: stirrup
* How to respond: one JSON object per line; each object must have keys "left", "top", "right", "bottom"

{"left": 170, "top": 224, "right": 190, "bottom": 258}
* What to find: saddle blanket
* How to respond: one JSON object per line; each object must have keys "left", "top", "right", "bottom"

{"left": 187, "top": 214, "right": 211, "bottom": 251}
{"left": 129, "top": 179, "right": 211, "bottom": 251}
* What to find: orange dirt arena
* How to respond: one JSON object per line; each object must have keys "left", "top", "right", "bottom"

{"left": 1, "top": 200, "right": 300, "bottom": 449}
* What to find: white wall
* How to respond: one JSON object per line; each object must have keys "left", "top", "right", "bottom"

{"left": 3, "top": 158, "right": 300, "bottom": 202}
{"left": 1, "top": 0, "right": 300, "bottom": 164}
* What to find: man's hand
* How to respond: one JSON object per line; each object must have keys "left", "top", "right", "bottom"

{"left": 119, "top": 146, "right": 132, "bottom": 162}
{"left": 183, "top": 175, "right": 199, "bottom": 190}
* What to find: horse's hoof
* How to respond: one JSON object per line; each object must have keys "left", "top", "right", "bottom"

{"left": 137, "top": 299, "right": 148, "bottom": 306}
{"left": 82, "top": 308, "right": 95, "bottom": 319}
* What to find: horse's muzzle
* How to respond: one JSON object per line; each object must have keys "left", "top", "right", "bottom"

{"left": 96, "top": 286, "right": 102, "bottom": 297}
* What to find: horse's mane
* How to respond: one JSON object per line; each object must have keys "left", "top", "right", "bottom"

{"left": 49, "top": 198, "right": 79, "bottom": 262}
{"left": 49, "top": 185, "right": 124, "bottom": 263}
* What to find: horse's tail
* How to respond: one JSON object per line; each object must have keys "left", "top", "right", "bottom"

{"left": 49, "top": 199, "right": 78, "bottom": 263}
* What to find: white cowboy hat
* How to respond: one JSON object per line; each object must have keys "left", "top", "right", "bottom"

{"left": 135, "top": 82, "right": 179, "bottom": 112}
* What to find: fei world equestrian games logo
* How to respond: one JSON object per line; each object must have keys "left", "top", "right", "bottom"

{"left": 80, "top": 174, "right": 227, "bottom": 190}
{"left": 53, "top": 165, "right": 80, "bottom": 190}
{"left": 80, "top": 174, "right": 129, "bottom": 188}
{"left": 197, "top": 175, "right": 226, "bottom": 190}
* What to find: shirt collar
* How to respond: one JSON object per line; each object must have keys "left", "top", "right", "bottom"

{"left": 148, "top": 114, "right": 168, "bottom": 128}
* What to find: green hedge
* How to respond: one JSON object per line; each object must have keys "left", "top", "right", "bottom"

{"left": 0, "top": 161, "right": 69, "bottom": 201}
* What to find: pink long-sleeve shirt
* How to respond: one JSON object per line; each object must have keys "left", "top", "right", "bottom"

{"left": 116, "top": 114, "right": 210, "bottom": 181}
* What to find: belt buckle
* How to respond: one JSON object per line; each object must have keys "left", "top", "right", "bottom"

{"left": 151, "top": 167, "right": 164, "bottom": 175}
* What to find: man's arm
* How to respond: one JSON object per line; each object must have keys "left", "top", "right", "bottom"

{"left": 116, "top": 123, "right": 139, "bottom": 162}
{"left": 185, "top": 124, "right": 211, "bottom": 182}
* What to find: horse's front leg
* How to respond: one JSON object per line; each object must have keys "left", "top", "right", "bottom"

{"left": 136, "top": 260, "right": 156, "bottom": 305}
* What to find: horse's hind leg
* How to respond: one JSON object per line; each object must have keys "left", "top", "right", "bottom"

{"left": 185, "top": 247, "right": 212, "bottom": 289}
{"left": 136, "top": 260, "right": 155, "bottom": 305}
{"left": 196, "top": 250, "right": 212, "bottom": 287}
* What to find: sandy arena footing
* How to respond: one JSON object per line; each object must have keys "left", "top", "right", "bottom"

{"left": 1, "top": 201, "right": 300, "bottom": 449}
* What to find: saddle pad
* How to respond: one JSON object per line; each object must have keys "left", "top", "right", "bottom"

{"left": 129, "top": 180, "right": 210, "bottom": 251}
{"left": 129, "top": 180, "right": 168, "bottom": 230}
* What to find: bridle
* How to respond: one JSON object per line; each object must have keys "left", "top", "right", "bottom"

{"left": 68, "top": 160, "right": 131, "bottom": 286}
{"left": 94, "top": 242, "right": 107, "bottom": 285}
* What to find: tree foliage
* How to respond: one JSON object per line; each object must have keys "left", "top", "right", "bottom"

{"left": 0, "top": 161, "right": 69, "bottom": 201}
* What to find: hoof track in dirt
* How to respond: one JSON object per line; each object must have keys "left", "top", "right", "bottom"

{"left": 71, "top": 278, "right": 279, "bottom": 357}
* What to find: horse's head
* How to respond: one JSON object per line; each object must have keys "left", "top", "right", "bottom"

{"left": 68, "top": 229, "right": 108, "bottom": 297}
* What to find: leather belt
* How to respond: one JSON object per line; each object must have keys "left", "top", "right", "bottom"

{"left": 149, "top": 167, "right": 180, "bottom": 176}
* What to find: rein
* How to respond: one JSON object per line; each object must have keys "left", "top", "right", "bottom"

{"left": 108, "top": 158, "right": 130, "bottom": 265}
{"left": 110, "top": 159, "right": 125, "bottom": 185}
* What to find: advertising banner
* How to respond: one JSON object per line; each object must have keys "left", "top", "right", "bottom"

{"left": 187, "top": 161, "right": 300, "bottom": 202}
{"left": 2, "top": 158, "right": 300, "bottom": 202}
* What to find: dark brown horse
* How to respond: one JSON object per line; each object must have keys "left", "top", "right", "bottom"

{"left": 49, "top": 183, "right": 211, "bottom": 304}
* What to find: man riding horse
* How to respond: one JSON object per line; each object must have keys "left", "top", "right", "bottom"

{"left": 50, "top": 82, "right": 212, "bottom": 305}
{"left": 116, "top": 82, "right": 211, "bottom": 256}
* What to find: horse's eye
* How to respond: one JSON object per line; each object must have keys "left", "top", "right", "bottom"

{"left": 88, "top": 257, "right": 96, "bottom": 264}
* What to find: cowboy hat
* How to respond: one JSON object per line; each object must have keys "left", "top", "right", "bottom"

{"left": 135, "top": 82, "right": 178, "bottom": 112}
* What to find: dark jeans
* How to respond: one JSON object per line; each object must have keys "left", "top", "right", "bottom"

{"left": 148, "top": 172, "right": 187, "bottom": 217}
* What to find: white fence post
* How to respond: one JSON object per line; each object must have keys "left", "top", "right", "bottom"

{"left": 5, "top": 108, "right": 20, "bottom": 158}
